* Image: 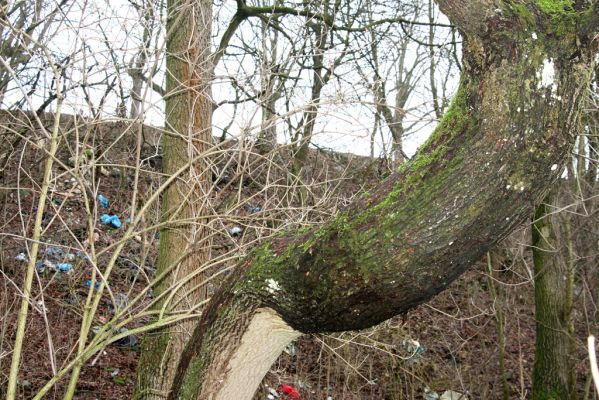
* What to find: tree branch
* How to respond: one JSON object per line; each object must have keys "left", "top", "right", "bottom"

{"left": 240, "top": 2, "right": 454, "bottom": 31}
{"left": 127, "top": 68, "right": 165, "bottom": 96}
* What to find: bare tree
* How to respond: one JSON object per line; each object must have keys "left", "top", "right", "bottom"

{"left": 127, "top": 0, "right": 165, "bottom": 120}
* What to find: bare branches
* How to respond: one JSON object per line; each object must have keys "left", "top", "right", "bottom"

{"left": 238, "top": 1, "right": 454, "bottom": 31}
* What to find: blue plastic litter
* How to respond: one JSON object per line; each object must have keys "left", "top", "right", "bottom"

{"left": 35, "top": 260, "right": 45, "bottom": 273}
{"left": 75, "top": 251, "right": 90, "bottom": 261}
{"left": 46, "top": 246, "right": 64, "bottom": 258}
{"left": 15, "top": 252, "right": 28, "bottom": 262}
{"left": 98, "top": 194, "right": 109, "bottom": 209}
{"left": 244, "top": 204, "right": 262, "bottom": 213}
{"left": 86, "top": 280, "right": 101, "bottom": 290}
{"left": 46, "top": 246, "right": 77, "bottom": 261}
{"left": 56, "top": 263, "right": 73, "bottom": 272}
{"left": 100, "top": 214, "right": 122, "bottom": 229}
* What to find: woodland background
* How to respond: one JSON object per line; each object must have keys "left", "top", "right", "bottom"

{"left": 0, "top": 0, "right": 598, "bottom": 399}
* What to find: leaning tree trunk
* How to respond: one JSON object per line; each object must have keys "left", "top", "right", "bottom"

{"left": 135, "top": 0, "right": 214, "bottom": 398}
{"left": 167, "top": 1, "right": 599, "bottom": 399}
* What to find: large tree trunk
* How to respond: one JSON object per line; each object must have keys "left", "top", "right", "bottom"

{"left": 165, "top": 1, "right": 599, "bottom": 399}
{"left": 135, "top": 0, "right": 213, "bottom": 398}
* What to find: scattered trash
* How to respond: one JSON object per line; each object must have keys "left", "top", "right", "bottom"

{"left": 75, "top": 251, "right": 90, "bottom": 261}
{"left": 402, "top": 339, "right": 424, "bottom": 354}
{"left": 99, "top": 315, "right": 109, "bottom": 323}
{"left": 229, "top": 226, "right": 242, "bottom": 236}
{"left": 56, "top": 263, "right": 73, "bottom": 273}
{"left": 440, "top": 390, "right": 468, "bottom": 400}
{"left": 423, "top": 387, "right": 440, "bottom": 400}
{"left": 401, "top": 339, "right": 425, "bottom": 363}
{"left": 91, "top": 325, "right": 103, "bottom": 336}
{"left": 64, "top": 293, "right": 81, "bottom": 305}
{"left": 35, "top": 260, "right": 46, "bottom": 273}
{"left": 15, "top": 252, "right": 28, "bottom": 262}
{"left": 114, "top": 327, "right": 139, "bottom": 350}
{"left": 108, "top": 293, "right": 129, "bottom": 313}
{"left": 36, "top": 299, "right": 47, "bottom": 313}
{"left": 46, "top": 246, "right": 64, "bottom": 258}
{"left": 244, "top": 204, "right": 262, "bottom": 213}
{"left": 90, "top": 325, "right": 138, "bottom": 351}
{"left": 35, "top": 257, "right": 75, "bottom": 274}
{"left": 98, "top": 194, "right": 109, "bottom": 209}
{"left": 100, "top": 214, "right": 122, "bottom": 229}
{"left": 86, "top": 280, "right": 101, "bottom": 290}
{"left": 284, "top": 342, "right": 296, "bottom": 357}
{"left": 44, "top": 246, "right": 76, "bottom": 261}
{"left": 110, "top": 368, "right": 120, "bottom": 377}
{"left": 277, "top": 384, "right": 300, "bottom": 399}
{"left": 266, "top": 387, "right": 280, "bottom": 400}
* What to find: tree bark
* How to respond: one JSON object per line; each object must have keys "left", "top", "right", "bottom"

{"left": 532, "top": 193, "right": 576, "bottom": 400}
{"left": 167, "top": 1, "right": 599, "bottom": 399}
{"left": 135, "top": 0, "right": 214, "bottom": 398}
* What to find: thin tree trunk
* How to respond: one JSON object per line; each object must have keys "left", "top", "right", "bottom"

{"left": 532, "top": 194, "right": 576, "bottom": 400}
{"left": 135, "top": 0, "right": 213, "bottom": 397}
{"left": 256, "top": 13, "right": 280, "bottom": 154}
{"left": 486, "top": 252, "right": 509, "bottom": 400}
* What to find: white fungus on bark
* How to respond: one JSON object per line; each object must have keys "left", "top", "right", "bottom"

{"left": 266, "top": 279, "right": 281, "bottom": 293}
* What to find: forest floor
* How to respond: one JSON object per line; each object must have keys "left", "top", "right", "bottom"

{"left": 0, "top": 115, "right": 595, "bottom": 399}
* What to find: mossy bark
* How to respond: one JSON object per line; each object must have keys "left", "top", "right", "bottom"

{"left": 532, "top": 194, "right": 576, "bottom": 400}
{"left": 166, "top": 1, "right": 599, "bottom": 399}
{"left": 135, "top": 0, "right": 213, "bottom": 398}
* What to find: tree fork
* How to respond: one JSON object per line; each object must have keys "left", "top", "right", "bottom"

{"left": 168, "top": 1, "right": 599, "bottom": 399}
